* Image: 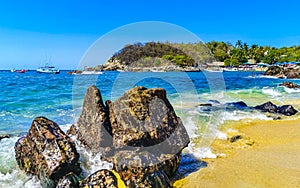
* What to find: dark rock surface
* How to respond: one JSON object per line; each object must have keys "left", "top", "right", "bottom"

{"left": 265, "top": 66, "right": 300, "bottom": 79}
{"left": 79, "top": 170, "right": 118, "bottom": 188}
{"left": 15, "top": 117, "right": 81, "bottom": 187}
{"left": 279, "top": 81, "right": 300, "bottom": 89}
{"left": 70, "top": 86, "right": 190, "bottom": 187}
{"left": 74, "top": 85, "right": 113, "bottom": 154}
{"left": 254, "top": 101, "right": 298, "bottom": 116}
{"left": 56, "top": 172, "right": 80, "bottom": 188}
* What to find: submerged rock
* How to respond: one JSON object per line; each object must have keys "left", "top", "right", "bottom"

{"left": 279, "top": 81, "right": 300, "bottom": 89}
{"left": 15, "top": 117, "right": 81, "bottom": 187}
{"left": 79, "top": 170, "right": 118, "bottom": 188}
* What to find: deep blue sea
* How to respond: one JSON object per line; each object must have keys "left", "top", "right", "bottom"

{"left": 1, "top": 70, "right": 300, "bottom": 187}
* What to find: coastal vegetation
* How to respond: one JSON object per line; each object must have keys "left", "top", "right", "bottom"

{"left": 207, "top": 40, "right": 300, "bottom": 66}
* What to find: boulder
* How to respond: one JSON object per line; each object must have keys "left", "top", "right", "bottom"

{"left": 254, "top": 101, "right": 278, "bottom": 113}
{"left": 254, "top": 101, "right": 298, "bottom": 116}
{"left": 111, "top": 150, "right": 171, "bottom": 188}
{"left": 56, "top": 172, "right": 80, "bottom": 188}
{"left": 79, "top": 170, "right": 118, "bottom": 188}
{"left": 15, "top": 117, "right": 81, "bottom": 187}
{"left": 279, "top": 81, "right": 300, "bottom": 89}
{"left": 277, "top": 105, "right": 298, "bottom": 116}
{"left": 75, "top": 85, "right": 113, "bottom": 154}
{"left": 106, "top": 86, "right": 189, "bottom": 149}
{"left": 283, "top": 68, "right": 300, "bottom": 79}
{"left": 265, "top": 66, "right": 283, "bottom": 76}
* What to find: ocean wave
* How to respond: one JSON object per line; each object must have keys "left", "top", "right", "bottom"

{"left": 262, "top": 87, "right": 282, "bottom": 97}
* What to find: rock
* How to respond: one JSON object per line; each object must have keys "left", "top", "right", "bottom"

{"left": 226, "top": 101, "right": 248, "bottom": 109}
{"left": 265, "top": 66, "right": 283, "bottom": 76}
{"left": 198, "top": 103, "right": 212, "bottom": 107}
{"left": 254, "top": 101, "right": 278, "bottom": 113}
{"left": 283, "top": 68, "right": 300, "bottom": 79}
{"left": 75, "top": 85, "right": 113, "bottom": 154}
{"left": 107, "top": 86, "right": 189, "bottom": 149}
{"left": 15, "top": 117, "right": 81, "bottom": 187}
{"left": 0, "top": 134, "right": 11, "bottom": 141}
{"left": 254, "top": 101, "right": 298, "bottom": 116}
{"left": 277, "top": 105, "right": 298, "bottom": 116}
{"left": 79, "top": 170, "right": 118, "bottom": 188}
{"left": 56, "top": 172, "right": 80, "bottom": 188}
{"left": 112, "top": 150, "right": 171, "bottom": 188}
{"left": 279, "top": 81, "right": 300, "bottom": 89}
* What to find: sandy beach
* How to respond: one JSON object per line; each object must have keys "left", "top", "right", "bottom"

{"left": 174, "top": 119, "right": 300, "bottom": 188}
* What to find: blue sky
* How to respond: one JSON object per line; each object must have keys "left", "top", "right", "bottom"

{"left": 0, "top": 0, "right": 300, "bottom": 69}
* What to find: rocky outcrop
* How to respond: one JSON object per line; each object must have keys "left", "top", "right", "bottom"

{"left": 71, "top": 86, "right": 190, "bottom": 187}
{"left": 254, "top": 101, "right": 298, "bottom": 116}
{"left": 72, "top": 86, "right": 112, "bottom": 154}
{"left": 15, "top": 117, "right": 81, "bottom": 187}
{"left": 265, "top": 66, "right": 300, "bottom": 79}
{"left": 279, "top": 81, "right": 300, "bottom": 89}
{"left": 79, "top": 170, "right": 118, "bottom": 188}
{"left": 56, "top": 172, "right": 80, "bottom": 188}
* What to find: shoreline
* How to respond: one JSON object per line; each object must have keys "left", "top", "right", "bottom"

{"left": 174, "top": 119, "right": 300, "bottom": 187}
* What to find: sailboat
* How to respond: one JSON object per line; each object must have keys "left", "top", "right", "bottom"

{"left": 37, "top": 56, "right": 60, "bottom": 74}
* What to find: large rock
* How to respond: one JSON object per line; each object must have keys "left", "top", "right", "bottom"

{"left": 79, "top": 170, "right": 118, "bottom": 188}
{"left": 283, "top": 68, "right": 300, "bottom": 79}
{"left": 279, "top": 81, "right": 300, "bottom": 89}
{"left": 112, "top": 150, "right": 171, "bottom": 188}
{"left": 15, "top": 117, "right": 81, "bottom": 187}
{"left": 254, "top": 101, "right": 298, "bottom": 116}
{"left": 106, "top": 86, "right": 189, "bottom": 149}
{"left": 56, "top": 172, "right": 80, "bottom": 188}
{"left": 74, "top": 85, "right": 113, "bottom": 153}
{"left": 71, "top": 86, "right": 190, "bottom": 187}
{"left": 265, "top": 66, "right": 283, "bottom": 76}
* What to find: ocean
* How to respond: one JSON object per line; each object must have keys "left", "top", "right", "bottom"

{"left": 1, "top": 70, "right": 300, "bottom": 187}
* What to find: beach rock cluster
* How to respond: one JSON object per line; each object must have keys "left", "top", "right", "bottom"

{"left": 15, "top": 86, "right": 190, "bottom": 188}
{"left": 279, "top": 81, "right": 300, "bottom": 89}
{"left": 254, "top": 102, "right": 298, "bottom": 116}
{"left": 198, "top": 100, "right": 298, "bottom": 116}
{"left": 265, "top": 66, "right": 300, "bottom": 79}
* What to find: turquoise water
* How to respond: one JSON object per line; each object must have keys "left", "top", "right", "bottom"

{"left": 1, "top": 70, "right": 300, "bottom": 187}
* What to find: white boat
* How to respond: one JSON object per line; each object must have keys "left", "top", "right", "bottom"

{"left": 37, "top": 66, "right": 60, "bottom": 74}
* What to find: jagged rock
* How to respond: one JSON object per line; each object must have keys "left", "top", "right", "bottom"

{"left": 15, "top": 117, "right": 81, "bottom": 187}
{"left": 254, "top": 101, "right": 278, "bottom": 113}
{"left": 56, "top": 172, "right": 80, "bottom": 188}
{"left": 79, "top": 170, "right": 118, "bottom": 188}
{"left": 0, "top": 134, "right": 10, "bottom": 141}
{"left": 112, "top": 150, "right": 171, "bottom": 188}
{"left": 279, "top": 81, "right": 300, "bottom": 89}
{"left": 106, "top": 86, "right": 189, "bottom": 148}
{"left": 283, "top": 68, "right": 300, "bottom": 79}
{"left": 254, "top": 101, "right": 298, "bottom": 116}
{"left": 277, "top": 105, "right": 298, "bottom": 116}
{"left": 75, "top": 85, "right": 113, "bottom": 153}
{"left": 265, "top": 66, "right": 283, "bottom": 76}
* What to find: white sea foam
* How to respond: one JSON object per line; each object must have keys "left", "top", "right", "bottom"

{"left": 262, "top": 87, "right": 282, "bottom": 97}
{"left": 283, "top": 87, "right": 300, "bottom": 93}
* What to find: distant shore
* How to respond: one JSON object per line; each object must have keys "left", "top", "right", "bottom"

{"left": 174, "top": 118, "right": 300, "bottom": 187}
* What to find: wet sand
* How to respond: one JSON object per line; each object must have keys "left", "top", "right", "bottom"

{"left": 174, "top": 119, "right": 300, "bottom": 187}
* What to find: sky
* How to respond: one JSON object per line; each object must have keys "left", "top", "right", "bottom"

{"left": 1, "top": 0, "right": 300, "bottom": 70}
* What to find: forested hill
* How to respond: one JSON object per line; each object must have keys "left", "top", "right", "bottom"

{"left": 103, "top": 42, "right": 214, "bottom": 71}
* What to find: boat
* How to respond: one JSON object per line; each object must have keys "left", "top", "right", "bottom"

{"left": 37, "top": 66, "right": 60, "bottom": 74}
{"left": 11, "top": 69, "right": 26, "bottom": 73}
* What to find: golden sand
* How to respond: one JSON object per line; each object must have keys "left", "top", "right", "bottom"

{"left": 174, "top": 119, "right": 300, "bottom": 188}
